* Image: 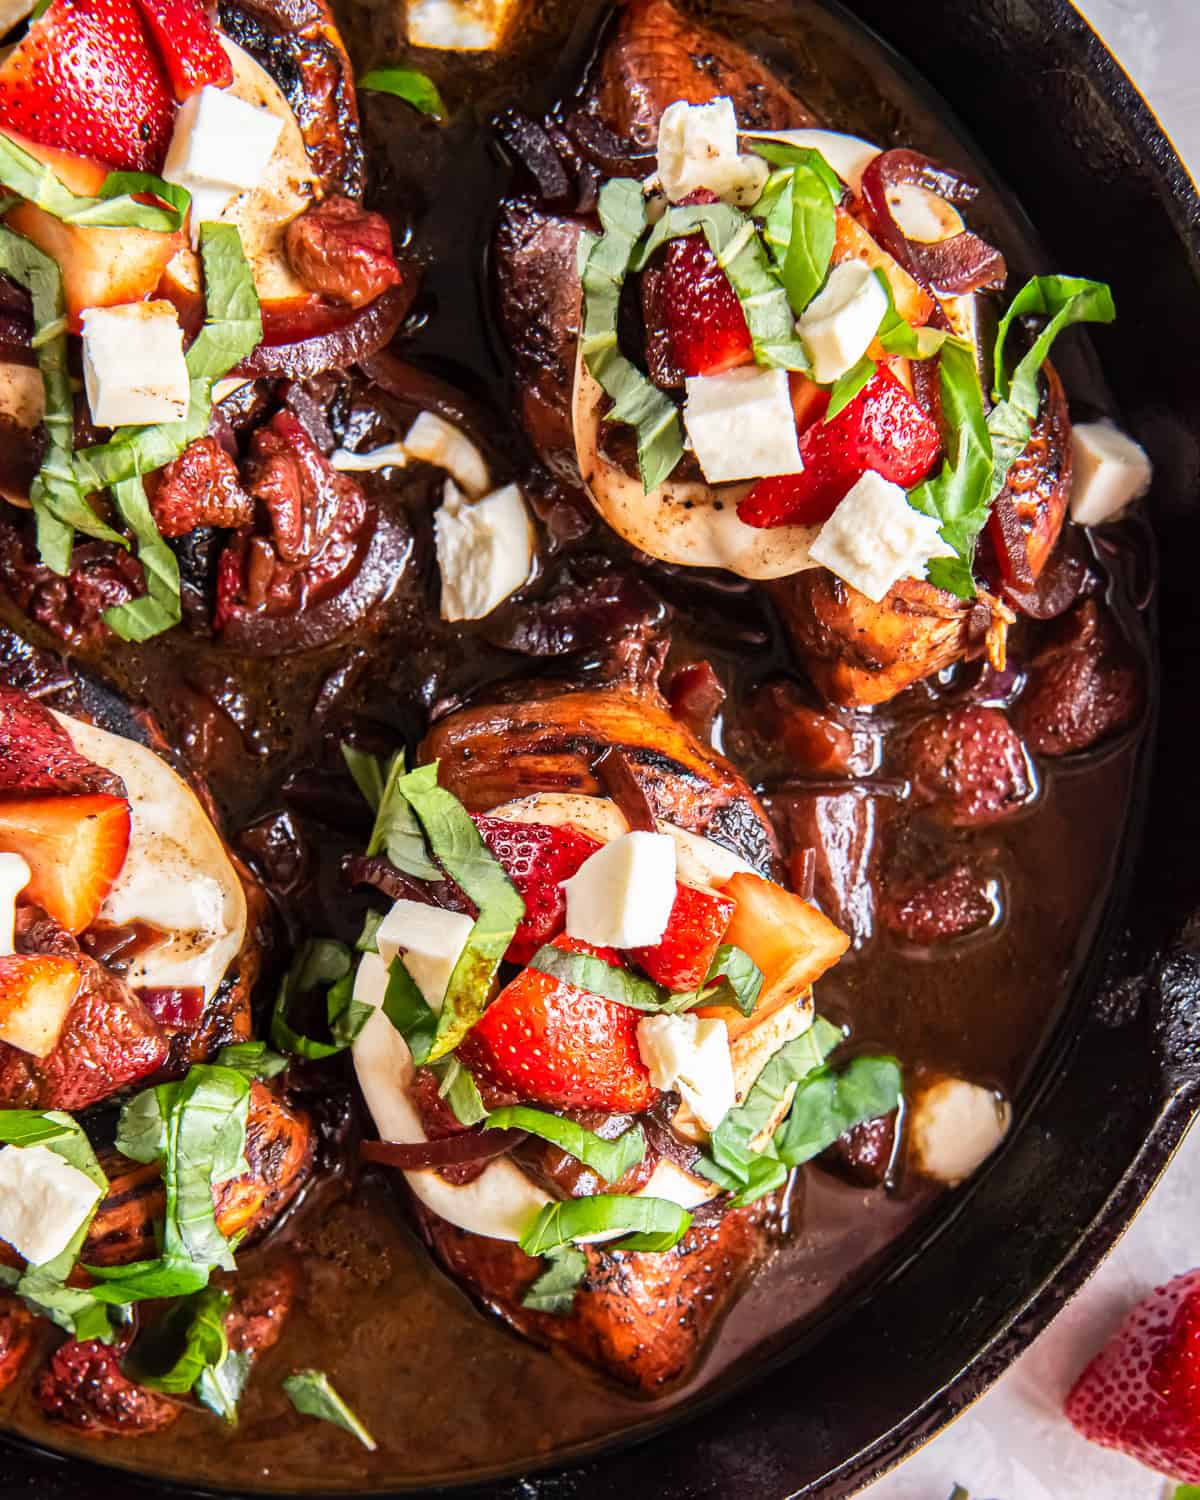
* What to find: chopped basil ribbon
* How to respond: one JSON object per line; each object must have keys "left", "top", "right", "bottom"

{"left": 746, "top": 140, "right": 841, "bottom": 315}
{"left": 689, "top": 943, "right": 763, "bottom": 1017}
{"left": 1171, "top": 1488, "right": 1200, "bottom": 1500}
{"left": 74, "top": 222, "right": 261, "bottom": 495}
{"left": 519, "top": 1195, "right": 692, "bottom": 1257}
{"left": 358, "top": 66, "right": 446, "bottom": 121}
{"left": 430, "top": 1056, "right": 487, "bottom": 1126}
{"left": 362, "top": 751, "right": 440, "bottom": 881}
{"left": 101, "top": 475, "right": 183, "bottom": 640}
{"left": 283, "top": 1369, "right": 377, "bottom": 1451}
{"left": 387, "top": 762, "right": 525, "bottom": 1061}
{"left": 772, "top": 1054, "right": 902, "bottom": 1165}
{"left": 356, "top": 908, "right": 384, "bottom": 954}
{"left": 521, "top": 1244, "right": 588, "bottom": 1315}
{"left": 0, "top": 227, "right": 126, "bottom": 574}
{"left": 125, "top": 1285, "right": 230, "bottom": 1395}
{"left": 341, "top": 743, "right": 387, "bottom": 813}
{"left": 527, "top": 940, "right": 763, "bottom": 1018}
{"left": 197, "top": 1345, "right": 254, "bottom": 1426}
{"left": 0, "top": 132, "right": 191, "bottom": 231}
{"left": 631, "top": 200, "right": 810, "bottom": 371}
{"left": 873, "top": 268, "right": 948, "bottom": 360}
{"left": 378, "top": 951, "right": 438, "bottom": 1065}
{"left": 270, "top": 939, "right": 367, "bottom": 1060}
{"left": 581, "top": 177, "right": 684, "bottom": 493}
{"left": 484, "top": 1107, "right": 645, "bottom": 1185}
{"left": 215, "top": 1040, "right": 289, "bottom": 1081}
{"left": 824, "top": 355, "right": 877, "bottom": 422}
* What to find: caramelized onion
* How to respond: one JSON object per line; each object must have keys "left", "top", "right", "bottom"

{"left": 860, "top": 149, "right": 1007, "bottom": 295}
{"left": 495, "top": 111, "right": 572, "bottom": 203}
{"left": 136, "top": 987, "right": 205, "bottom": 1027}
{"left": 235, "top": 284, "right": 414, "bottom": 380}
{"left": 562, "top": 111, "right": 655, "bottom": 177}
{"left": 593, "top": 746, "right": 657, "bottom": 832}
{"left": 361, "top": 1129, "right": 526, "bottom": 1169}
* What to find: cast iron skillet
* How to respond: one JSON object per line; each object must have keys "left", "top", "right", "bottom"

{"left": 3, "top": 0, "right": 1200, "bottom": 1495}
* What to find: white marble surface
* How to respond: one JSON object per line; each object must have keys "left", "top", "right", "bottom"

{"left": 865, "top": 6, "right": 1199, "bottom": 1497}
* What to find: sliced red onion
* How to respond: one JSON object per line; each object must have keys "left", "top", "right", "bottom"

{"left": 860, "top": 149, "right": 1007, "bottom": 295}
{"left": 136, "top": 986, "right": 205, "bottom": 1027}
{"left": 361, "top": 1129, "right": 526, "bottom": 1170}
{"left": 593, "top": 746, "right": 657, "bottom": 832}
{"left": 562, "top": 112, "right": 655, "bottom": 177}
{"left": 235, "top": 284, "right": 414, "bottom": 380}
{"left": 495, "top": 110, "right": 573, "bottom": 204}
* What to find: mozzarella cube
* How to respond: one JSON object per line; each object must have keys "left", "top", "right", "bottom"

{"left": 406, "top": 0, "right": 518, "bottom": 50}
{"left": 796, "top": 261, "right": 888, "bottom": 383}
{"left": 910, "top": 1077, "right": 1011, "bottom": 1186}
{"left": 563, "top": 831, "right": 677, "bottom": 949}
{"left": 0, "top": 1144, "right": 101, "bottom": 1266}
{"left": 743, "top": 128, "right": 880, "bottom": 194}
{"left": 810, "top": 470, "right": 952, "bottom": 602}
{"left": 81, "top": 301, "right": 190, "bottom": 428}
{"left": 404, "top": 411, "right": 490, "bottom": 497}
{"left": 1069, "top": 419, "right": 1152, "bottom": 527}
{"left": 0, "top": 853, "right": 29, "bottom": 957}
{"left": 656, "top": 98, "right": 768, "bottom": 205}
{"left": 376, "top": 900, "right": 475, "bottom": 1012}
{"left": 435, "top": 480, "right": 534, "bottom": 621}
{"left": 684, "top": 367, "right": 803, "bottom": 484}
{"left": 637, "top": 1013, "right": 735, "bottom": 1132}
{"left": 163, "top": 85, "right": 283, "bottom": 197}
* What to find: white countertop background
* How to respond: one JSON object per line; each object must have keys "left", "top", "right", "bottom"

{"left": 864, "top": 6, "right": 1198, "bottom": 1497}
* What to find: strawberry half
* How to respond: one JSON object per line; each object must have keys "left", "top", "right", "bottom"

{"left": 658, "top": 233, "right": 753, "bottom": 378}
{"left": 628, "top": 883, "right": 735, "bottom": 991}
{"left": 131, "top": 0, "right": 232, "bottom": 100}
{"left": 0, "top": 794, "right": 131, "bottom": 934}
{"left": 1066, "top": 1268, "right": 1200, "bottom": 1480}
{"left": 472, "top": 816, "right": 602, "bottom": 966}
{"left": 459, "top": 935, "right": 656, "bottom": 1113}
{"left": 0, "top": 0, "right": 175, "bottom": 171}
{"left": 737, "top": 367, "right": 941, "bottom": 529}
{"left": 0, "top": 688, "right": 119, "bottom": 797}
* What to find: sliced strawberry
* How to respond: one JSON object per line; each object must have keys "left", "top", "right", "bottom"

{"left": 0, "top": 954, "right": 81, "bottom": 1059}
{"left": 131, "top": 0, "right": 232, "bottom": 100}
{"left": 0, "top": 687, "right": 121, "bottom": 797}
{"left": 628, "top": 883, "right": 735, "bottom": 991}
{"left": 472, "top": 816, "right": 602, "bottom": 966}
{"left": 0, "top": 794, "right": 131, "bottom": 934}
{"left": 459, "top": 935, "right": 655, "bottom": 1113}
{"left": 658, "top": 234, "right": 753, "bottom": 378}
{"left": 0, "top": 0, "right": 174, "bottom": 172}
{"left": 1066, "top": 1268, "right": 1200, "bottom": 1480}
{"left": 737, "top": 367, "right": 941, "bottom": 529}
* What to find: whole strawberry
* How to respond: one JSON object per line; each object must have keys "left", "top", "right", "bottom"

{"left": 1065, "top": 1268, "right": 1200, "bottom": 1480}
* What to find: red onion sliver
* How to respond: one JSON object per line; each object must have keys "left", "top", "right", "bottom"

{"left": 136, "top": 986, "right": 205, "bottom": 1027}
{"left": 361, "top": 1129, "right": 527, "bottom": 1170}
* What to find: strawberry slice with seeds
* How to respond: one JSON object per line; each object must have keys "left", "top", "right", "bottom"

{"left": 0, "top": 687, "right": 122, "bottom": 797}
{"left": 0, "top": 0, "right": 174, "bottom": 171}
{"left": 472, "top": 816, "right": 602, "bottom": 966}
{"left": 0, "top": 954, "right": 82, "bottom": 1059}
{"left": 658, "top": 234, "right": 753, "bottom": 378}
{"left": 737, "top": 367, "right": 941, "bottom": 529}
{"left": 1066, "top": 1268, "right": 1200, "bottom": 1480}
{"left": 459, "top": 935, "right": 656, "bottom": 1113}
{"left": 131, "top": 0, "right": 232, "bottom": 100}
{"left": 0, "top": 794, "right": 131, "bottom": 934}
{"left": 628, "top": 883, "right": 735, "bottom": 991}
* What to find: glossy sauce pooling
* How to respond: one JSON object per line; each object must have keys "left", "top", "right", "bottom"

{"left": 0, "top": 0, "right": 1151, "bottom": 1487}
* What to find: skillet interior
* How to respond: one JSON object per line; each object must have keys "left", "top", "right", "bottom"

{"left": 0, "top": 0, "right": 1194, "bottom": 1495}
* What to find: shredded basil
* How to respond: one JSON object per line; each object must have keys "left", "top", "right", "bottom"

{"left": 365, "top": 753, "right": 441, "bottom": 881}
{"left": 874, "top": 268, "right": 947, "bottom": 360}
{"left": 430, "top": 1056, "right": 487, "bottom": 1127}
{"left": 215, "top": 1041, "right": 289, "bottom": 1081}
{"left": 519, "top": 1195, "right": 692, "bottom": 1257}
{"left": 0, "top": 133, "right": 190, "bottom": 231}
{"left": 283, "top": 1369, "right": 377, "bottom": 1451}
{"left": 772, "top": 1054, "right": 902, "bottom": 1166}
{"left": 358, "top": 66, "right": 446, "bottom": 120}
{"left": 341, "top": 743, "right": 387, "bottom": 813}
{"left": 378, "top": 952, "right": 438, "bottom": 1065}
{"left": 270, "top": 939, "right": 366, "bottom": 1060}
{"left": 521, "top": 1245, "right": 587, "bottom": 1315}
{"left": 580, "top": 177, "right": 684, "bottom": 492}
{"left": 663, "top": 943, "right": 763, "bottom": 1017}
{"left": 485, "top": 1107, "right": 645, "bottom": 1185}
{"left": 824, "top": 355, "right": 877, "bottom": 422}
{"left": 125, "top": 1286, "right": 230, "bottom": 1395}
{"left": 747, "top": 141, "right": 841, "bottom": 315}
{"left": 197, "top": 1347, "right": 253, "bottom": 1426}
{"left": 356, "top": 908, "right": 384, "bottom": 954}
{"left": 527, "top": 943, "right": 667, "bottom": 1011}
{"left": 102, "top": 475, "right": 183, "bottom": 640}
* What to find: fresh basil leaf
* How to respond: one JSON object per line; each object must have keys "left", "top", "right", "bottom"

{"left": 158, "top": 1064, "right": 251, "bottom": 1271}
{"left": 485, "top": 1108, "right": 645, "bottom": 1185}
{"left": 367, "top": 753, "right": 440, "bottom": 881}
{"left": 581, "top": 177, "right": 684, "bottom": 492}
{"left": 83, "top": 1257, "right": 213, "bottom": 1303}
{"left": 341, "top": 744, "right": 386, "bottom": 813}
{"left": 521, "top": 1245, "right": 587, "bottom": 1315}
{"left": 125, "top": 1286, "right": 230, "bottom": 1395}
{"left": 0, "top": 134, "right": 190, "bottom": 231}
{"left": 691, "top": 944, "right": 764, "bottom": 1018}
{"left": 271, "top": 939, "right": 357, "bottom": 1059}
{"left": 115, "top": 1085, "right": 171, "bottom": 1163}
{"left": 283, "top": 1369, "right": 377, "bottom": 1451}
{"left": 356, "top": 908, "right": 384, "bottom": 954}
{"left": 825, "top": 356, "right": 876, "bottom": 422}
{"left": 102, "top": 474, "right": 182, "bottom": 641}
{"left": 1171, "top": 1488, "right": 1200, "bottom": 1500}
{"left": 328, "top": 968, "right": 371, "bottom": 1048}
{"left": 872, "top": 269, "right": 948, "bottom": 360}
{"left": 74, "top": 222, "right": 261, "bottom": 494}
{"left": 907, "top": 336, "right": 993, "bottom": 599}
{"left": 748, "top": 145, "right": 841, "bottom": 315}
{"left": 196, "top": 1347, "right": 253, "bottom": 1426}
{"left": 527, "top": 942, "right": 668, "bottom": 1012}
{"left": 390, "top": 763, "right": 525, "bottom": 1060}
{"left": 746, "top": 138, "right": 843, "bottom": 200}
{"left": 430, "top": 1056, "right": 488, "bottom": 1127}
{"left": 380, "top": 954, "right": 438, "bottom": 1065}
{"left": 773, "top": 1055, "right": 902, "bottom": 1167}
{"left": 214, "top": 1041, "right": 289, "bottom": 1081}
{"left": 358, "top": 66, "right": 445, "bottom": 120}
{"left": 520, "top": 1194, "right": 692, "bottom": 1257}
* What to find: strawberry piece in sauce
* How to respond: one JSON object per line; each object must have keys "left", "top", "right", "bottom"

{"left": 628, "top": 883, "right": 735, "bottom": 992}
{"left": 472, "top": 816, "right": 602, "bottom": 966}
{"left": 659, "top": 234, "right": 753, "bottom": 378}
{"left": 131, "top": 0, "right": 232, "bottom": 100}
{"left": 737, "top": 367, "right": 941, "bottom": 529}
{"left": 0, "top": 0, "right": 174, "bottom": 171}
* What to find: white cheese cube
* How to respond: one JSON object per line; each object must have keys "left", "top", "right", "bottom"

{"left": 0, "top": 1144, "right": 101, "bottom": 1266}
{"left": 0, "top": 853, "right": 29, "bottom": 957}
{"left": 637, "top": 1013, "right": 735, "bottom": 1132}
{"left": 910, "top": 1077, "right": 1011, "bottom": 1186}
{"left": 809, "top": 470, "right": 952, "bottom": 602}
{"left": 81, "top": 301, "right": 190, "bottom": 428}
{"left": 163, "top": 85, "right": 283, "bottom": 196}
{"left": 1069, "top": 419, "right": 1152, "bottom": 527}
{"left": 563, "top": 831, "right": 677, "bottom": 949}
{"left": 435, "top": 480, "right": 534, "bottom": 622}
{"left": 656, "top": 97, "right": 768, "bottom": 205}
{"left": 406, "top": 0, "right": 517, "bottom": 50}
{"left": 796, "top": 260, "right": 889, "bottom": 383}
{"left": 404, "top": 411, "right": 490, "bottom": 497}
{"left": 742, "top": 128, "right": 880, "bottom": 194}
{"left": 375, "top": 900, "right": 475, "bottom": 1012}
{"left": 683, "top": 367, "right": 803, "bottom": 484}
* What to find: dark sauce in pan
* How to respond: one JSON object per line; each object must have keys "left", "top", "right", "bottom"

{"left": 0, "top": 0, "right": 1153, "bottom": 1488}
